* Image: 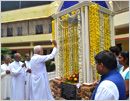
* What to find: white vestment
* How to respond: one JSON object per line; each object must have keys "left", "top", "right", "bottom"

{"left": 30, "top": 47, "right": 57, "bottom": 100}
{"left": 1, "top": 63, "right": 12, "bottom": 99}
{"left": 25, "top": 61, "right": 31, "bottom": 100}
{"left": 10, "top": 61, "right": 26, "bottom": 100}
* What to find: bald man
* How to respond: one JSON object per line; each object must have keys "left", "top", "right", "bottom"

{"left": 10, "top": 53, "right": 26, "bottom": 100}
{"left": 30, "top": 39, "right": 57, "bottom": 100}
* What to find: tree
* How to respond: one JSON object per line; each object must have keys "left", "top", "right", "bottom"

{"left": 1, "top": 48, "right": 12, "bottom": 63}
{"left": 45, "top": 60, "right": 55, "bottom": 72}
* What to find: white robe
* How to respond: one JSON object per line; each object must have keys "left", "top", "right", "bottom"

{"left": 10, "top": 61, "right": 26, "bottom": 100}
{"left": 30, "top": 47, "right": 57, "bottom": 100}
{"left": 25, "top": 61, "right": 31, "bottom": 100}
{"left": 1, "top": 63, "right": 12, "bottom": 99}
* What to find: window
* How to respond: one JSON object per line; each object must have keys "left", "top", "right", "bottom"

{"left": 1, "top": 29, "right": 4, "bottom": 37}
{"left": 43, "top": 50, "right": 47, "bottom": 55}
{"left": 7, "top": 28, "right": 13, "bottom": 36}
{"left": 17, "top": 27, "right": 22, "bottom": 36}
{"left": 36, "top": 24, "right": 43, "bottom": 34}
{"left": 49, "top": 24, "right": 52, "bottom": 33}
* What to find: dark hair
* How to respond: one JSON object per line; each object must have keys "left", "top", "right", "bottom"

{"left": 119, "top": 51, "right": 129, "bottom": 65}
{"left": 95, "top": 50, "right": 117, "bottom": 70}
{"left": 109, "top": 46, "right": 120, "bottom": 56}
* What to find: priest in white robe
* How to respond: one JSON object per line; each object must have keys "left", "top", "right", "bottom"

{"left": 10, "top": 53, "right": 26, "bottom": 100}
{"left": 30, "top": 39, "right": 57, "bottom": 100}
{"left": 1, "top": 56, "right": 12, "bottom": 100}
{"left": 24, "top": 53, "right": 31, "bottom": 100}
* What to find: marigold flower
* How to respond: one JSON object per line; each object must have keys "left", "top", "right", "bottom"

{"left": 73, "top": 75, "right": 75, "bottom": 77}
{"left": 74, "top": 78, "right": 77, "bottom": 81}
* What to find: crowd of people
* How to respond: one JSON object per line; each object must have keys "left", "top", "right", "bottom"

{"left": 91, "top": 46, "right": 129, "bottom": 100}
{"left": 1, "top": 40, "right": 57, "bottom": 100}
{"left": 1, "top": 41, "right": 129, "bottom": 100}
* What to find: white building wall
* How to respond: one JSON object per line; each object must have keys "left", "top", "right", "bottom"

{"left": 114, "top": 11, "right": 129, "bottom": 27}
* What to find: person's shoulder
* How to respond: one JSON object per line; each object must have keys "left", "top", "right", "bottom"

{"left": 1, "top": 64, "right": 5, "bottom": 69}
{"left": 9, "top": 62, "right": 13, "bottom": 67}
{"left": 1, "top": 63, "right": 4, "bottom": 67}
{"left": 125, "top": 70, "right": 129, "bottom": 80}
{"left": 19, "top": 61, "right": 24, "bottom": 64}
{"left": 119, "top": 66, "right": 124, "bottom": 72}
{"left": 99, "top": 80, "right": 117, "bottom": 89}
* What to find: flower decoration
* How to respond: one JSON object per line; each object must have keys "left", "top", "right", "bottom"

{"left": 66, "top": 73, "right": 79, "bottom": 83}
{"left": 52, "top": 20, "right": 55, "bottom": 47}
{"left": 61, "top": 14, "right": 69, "bottom": 21}
{"left": 57, "top": 9, "right": 82, "bottom": 84}
{"left": 71, "top": 11, "right": 76, "bottom": 15}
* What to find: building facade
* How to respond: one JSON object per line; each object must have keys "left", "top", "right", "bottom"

{"left": 1, "top": 1, "right": 61, "bottom": 57}
{"left": 113, "top": 1, "right": 129, "bottom": 51}
{"left": 1, "top": 1, "right": 129, "bottom": 58}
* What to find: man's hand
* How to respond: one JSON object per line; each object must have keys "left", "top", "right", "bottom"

{"left": 27, "top": 68, "right": 31, "bottom": 73}
{"left": 92, "top": 80, "right": 99, "bottom": 86}
{"left": 6, "top": 70, "right": 10, "bottom": 74}
{"left": 21, "top": 63, "right": 26, "bottom": 68}
{"left": 51, "top": 39, "right": 57, "bottom": 48}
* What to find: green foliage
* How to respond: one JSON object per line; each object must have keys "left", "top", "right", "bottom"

{"left": 45, "top": 60, "right": 51, "bottom": 68}
{"left": 1, "top": 48, "right": 12, "bottom": 61}
{"left": 21, "top": 56, "right": 25, "bottom": 62}
{"left": 45, "top": 60, "right": 55, "bottom": 72}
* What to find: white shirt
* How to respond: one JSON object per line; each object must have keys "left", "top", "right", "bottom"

{"left": 95, "top": 80, "right": 119, "bottom": 100}
{"left": 119, "top": 66, "right": 129, "bottom": 80}
{"left": 25, "top": 60, "right": 31, "bottom": 100}
{"left": 10, "top": 61, "right": 26, "bottom": 100}
{"left": 30, "top": 47, "right": 57, "bottom": 100}
{"left": 1, "top": 63, "right": 12, "bottom": 99}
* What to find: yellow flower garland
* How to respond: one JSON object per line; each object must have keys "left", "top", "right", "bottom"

{"left": 57, "top": 9, "right": 82, "bottom": 84}
{"left": 81, "top": 7, "right": 85, "bottom": 12}
{"left": 72, "top": 24, "right": 78, "bottom": 74}
{"left": 56, "top": 5, "right": 111, "bottom": 83}
{"left": 89, "top": 4, "right": 100, "bottom": 66}
{"left": 89, "top": 4, "right": 111, "bottom": 81}
{"left": 64, "top": 22, "right": 69, "bottom": 78}
{"left": 104, "top": 14, "right": 110, "bottom": 51}
{"left": 89, "top": 4, "right": 100, "bottom": 81}
{"left": 52, "top": 20, "right": 55, "bottom": 47}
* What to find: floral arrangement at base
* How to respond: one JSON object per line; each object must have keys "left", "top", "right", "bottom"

{"left": 65, "top": 73, "right": 79, "bottom": 83}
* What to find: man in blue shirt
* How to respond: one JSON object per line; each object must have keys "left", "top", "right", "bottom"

{"left": 90, "top": 51, "right": 126, "bottom": 100}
